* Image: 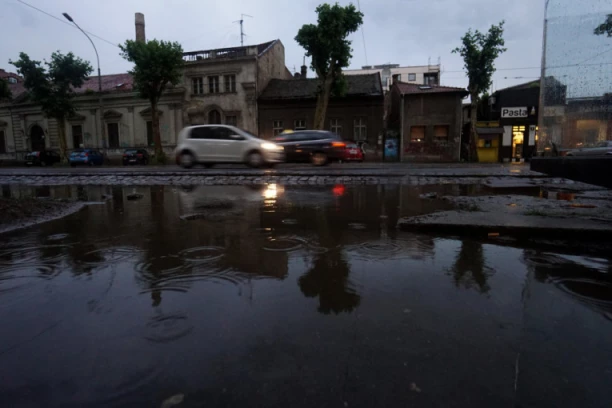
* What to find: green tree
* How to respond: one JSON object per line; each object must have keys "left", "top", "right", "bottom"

{"left": 0, "top": 78, "right": 11, "bottom": 100}
{"left": 452, "top": 22, "right": 506, "bottom": 162}
{"left": 594, "top": 14, "right": 612, "bottom": 37}
{"left": 10, "top": 52, "right": 92, "bottom": 160}
{"left": 120, "top": 39, "right": 184, "bottom": 162}
{"left": 295, "top": 2, "right": 363, "bottom": 130}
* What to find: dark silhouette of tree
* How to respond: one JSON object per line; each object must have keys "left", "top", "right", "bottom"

{"left": 452, "top": 22, "right": 506, "bottom": 162}
{"left": 594, "top": 14, "right": 612, "bottom": 37}
{"left": 295, "top": 3, "right": 363, "bottom": 129}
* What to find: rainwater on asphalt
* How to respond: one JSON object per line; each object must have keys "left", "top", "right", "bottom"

{"left": 1, "top": 184, "right": 611, "bottom": 408}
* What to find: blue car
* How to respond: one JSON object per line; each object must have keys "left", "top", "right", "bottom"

{"left": 69, "top": 149, "right": 104, "bottom": 167}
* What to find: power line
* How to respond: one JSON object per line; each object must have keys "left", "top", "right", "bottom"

{"left": 443, "top": 60, "right": 612, "bottom": 75}
{"left": 356, "top": 0, "right": 368, "bottom": 66}
{"left": 14, "top": 0, "right": 119, "bottom": 48}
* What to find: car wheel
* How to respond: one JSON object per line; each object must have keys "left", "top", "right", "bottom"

{"left": 246, "top": 151, "right": 264, "bottom": 168}
{"left": 40, "top": 161, "right": 47, "bottom": 167}
{"left": 311, "top": 152, "right": 328, "bottom": 166}
{"left": 144, "top": 159, "right": 149, "bottom": 165}
{"left": 180, "top": 152, "right": 195, "bottom": 169}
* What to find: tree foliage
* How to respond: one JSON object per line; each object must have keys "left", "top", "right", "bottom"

{"left": 0, "top": 78, "right": 11, "bottom": 100}
{"left": 452, "top": 21, "right": 506, "bottom": 162}
{"left": 10, "top": 52, "right": 92, "bottom": 159}
{"left": 295, "top": 3, "right": 363, "bottom": 129}
{"left": 594, "top": 14, "right": 612, "bottom": 37}
{"left": 120, "top": 39, "right": 184, "bottom": 160}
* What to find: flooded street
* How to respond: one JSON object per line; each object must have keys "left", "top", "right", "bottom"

{"left": 1, "top": 184, "right": 611, "bottom": 407}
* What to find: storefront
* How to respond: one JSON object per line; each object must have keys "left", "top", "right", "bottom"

{"left": 499, "top": 107, "right": 538, "bottom": 162}
{"left": 475, "top": 122, "right": 503, "bottom": 162}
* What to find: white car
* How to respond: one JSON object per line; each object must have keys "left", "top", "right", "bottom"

{"left": 174, "top": 125, "right": 285, "bottom": 168}
{"left": 566, "top": 141, "right": 612, "bottom": 157}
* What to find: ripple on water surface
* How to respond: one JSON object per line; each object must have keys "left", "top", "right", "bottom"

{"left": 144, "top": 311, "right": 194, "bottom": 344}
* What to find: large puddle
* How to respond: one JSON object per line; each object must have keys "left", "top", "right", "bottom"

{"left": 0, "top": 184, "right": 611, "bottom": 408}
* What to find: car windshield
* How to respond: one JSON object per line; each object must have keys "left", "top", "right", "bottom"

{"left": 125, "top": 150, "right": 138, "bottom": 154}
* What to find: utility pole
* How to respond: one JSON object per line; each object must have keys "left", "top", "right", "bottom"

{"left": 234, "top": 14, "right": 253, "bottom": 47}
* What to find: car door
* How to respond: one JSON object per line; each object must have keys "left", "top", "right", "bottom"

{"left": 296, "top": 132, "right": 324, "bottom": 159}
{"left": 274, "top": 133, "right": 300, "bottom": 162}
{"left": 189, "top": 126, "right": 217, "bottom": 162}
{"left": 215, "top": 126, "right": 245, "bottom": 162}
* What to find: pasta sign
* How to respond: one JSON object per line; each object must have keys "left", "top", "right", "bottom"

{"left": 501, "top": 107, "right": 528, "bottom": 118}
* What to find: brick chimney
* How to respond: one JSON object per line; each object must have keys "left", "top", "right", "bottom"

{"left": 135, "top": 13, "right": 146, "bottom": 42}
{"left": 300, "top": 56, "right": 307, "bottom": 78}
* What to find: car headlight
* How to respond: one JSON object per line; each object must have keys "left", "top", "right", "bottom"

{"left": 261, "top": 142, "right": 283, "bottom": 150}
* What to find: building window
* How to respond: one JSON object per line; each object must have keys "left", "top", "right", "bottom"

{"left": 225, "top": 115, "right": 237, "bottom": 126}
{"left": 107, "top": 123, "right": 120, "bottom": 148}
{"left": 433, "top": 125, "right": 449, "bottom": 143}
{"left": 410, "top": 126, "right": 425, "bottom": 142}
{"left": 0, "top": 130, "right": 6, "bottom": 154}
{"left": 424, "top": 73, "right": 438, "bottom": 86}
{"left": 192, "top": 77, "right": 204, "bottom": 94}
{"left": 353, "top": 118, "right": 367, "bottom": 141}
{"left": 208, "top": 110, "right": 221, "bottom": 124}
{"left": 408, "top": 73, "right": 416, "bottom": 81}
{"left": 330, "top": 118, "right": 342, "bottom": 136}
{"left": 273, "top": 120, "right": 284, "bottom": 135}
{"left": 294, "top": 119, "right": 306, "bottom": 130}
{"left": 208, "top": 76, "right": 220, "bottom": 93}
{"left": 7, "top": 77, "right": 17, "bottom": 84}
{"left": 392, "top": 74, "right": 401, "bottom": 83}
{"left": 146, "top": 120, "right": 154, "bottom": 146}
{"left": 224, "top": 75, "right": 236, "bottom": 93}
{"left": 71, "top": 125, "right": 83, "bottom": 149}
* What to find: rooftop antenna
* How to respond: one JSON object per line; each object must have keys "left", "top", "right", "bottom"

{"left": 233, "top": 14, "right": 253, "bottom": 47}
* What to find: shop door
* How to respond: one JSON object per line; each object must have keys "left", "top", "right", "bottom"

{"left": 512, "top": 126, "right": 525, "bottom": 160}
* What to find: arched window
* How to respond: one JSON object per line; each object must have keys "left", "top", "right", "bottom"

{"left": 208, "top": 110, "right": 221, "bottom": 124}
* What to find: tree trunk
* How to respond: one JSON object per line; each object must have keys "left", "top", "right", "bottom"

{"left": 57, "top": 117, "right": 68, "bottom": 163}
{"left": 469, "top": 94, "right": 480, "bottom": 163}
{"left": 151, "top": 101, "right": 163, "bottom": 160}
{"left": 313, "top": 75, "right": 333, "bottom": 130}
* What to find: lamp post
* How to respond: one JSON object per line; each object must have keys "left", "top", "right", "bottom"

{"left": 63, "top": 12, "right": 105, "bottom": 152}
{"left": 538, "top": 0, "right": 550, "bottom": 153}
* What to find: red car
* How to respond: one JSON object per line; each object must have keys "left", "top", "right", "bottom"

{"left": 342, "top": 142, "right": 364, "bottom": 162}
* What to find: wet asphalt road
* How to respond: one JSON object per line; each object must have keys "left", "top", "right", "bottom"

{"left": 0, "top": 162, "right": 536, "bottom": 177}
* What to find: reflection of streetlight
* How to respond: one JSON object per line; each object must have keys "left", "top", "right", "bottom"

{"left": 63, "top": 12, "right": 104, "bottom": 151}
{"left": 264, "top": 183, "right": 277, "bottom": 200}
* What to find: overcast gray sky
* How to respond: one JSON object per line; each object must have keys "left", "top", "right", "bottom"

{"left": 0, "top": 0, "right": 604, "bottom": 95}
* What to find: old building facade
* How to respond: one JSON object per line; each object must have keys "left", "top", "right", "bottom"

{"left": 182, "top": 40, "right": 291, "bottom": 132}
{"left": 388, "top": 82, "right": 467, "bottom": 162}
{"left": 257, "top": 73, "right": 385, "bottom": 149}
{"left": 0, "top": 38, "right": 290, "bottom": 162}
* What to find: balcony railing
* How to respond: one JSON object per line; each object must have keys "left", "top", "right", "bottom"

{"left": 183, "top": 47, "right": 249, "bottom": 62}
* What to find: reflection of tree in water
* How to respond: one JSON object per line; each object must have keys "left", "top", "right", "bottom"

{"left": 450, "top": 240, "right": 492, "bottom": 293}
{"left": 298, "top": 210, "right": 360, "bottom": 314}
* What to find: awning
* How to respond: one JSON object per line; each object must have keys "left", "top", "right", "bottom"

{"left": 475, "top": 127, "right": 504, "bottom": 135}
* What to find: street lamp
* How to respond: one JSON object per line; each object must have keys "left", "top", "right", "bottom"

{"left": 63, "top": 12, "right": 105, "bottom": 151}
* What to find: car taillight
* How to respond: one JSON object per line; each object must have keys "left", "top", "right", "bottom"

{"left": 332, "top": 142, "right": 346, "bottom": 147}
{"left": 137, "top": 154, "right": 143, "bottom": 158}
{"left": 123, "top": 154, "right": 127, "bottom": 157}
{"left": 36, "top": 152, "right": 40, "bottom": 157}
{"left": 85, "top": 153, "right": 89, "bottom": 157}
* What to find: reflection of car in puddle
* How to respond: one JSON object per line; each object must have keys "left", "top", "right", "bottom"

{"left": 178, "top": 185, "right": 281, "bottom": 214}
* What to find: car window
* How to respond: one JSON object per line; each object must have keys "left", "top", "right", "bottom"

{"left": 189, "top": 127, "right": 216, "bottom": 140}
{"left": 213, "top": 127, "right": 232, "bottom": 140}
{"left": 125, "top": 149, "right": 138, "bottom": 154}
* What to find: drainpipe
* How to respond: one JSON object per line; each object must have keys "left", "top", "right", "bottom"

{"left": 400, "top": 94, "right": 404, "bottom": 162}
{"left": 538, "top": 0, "right": 550, "bottom": 151}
